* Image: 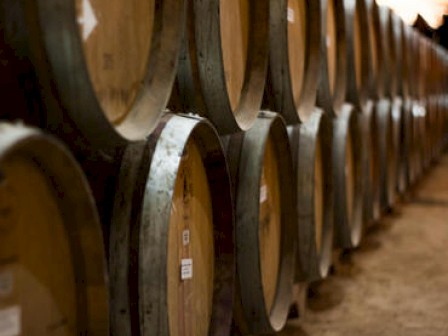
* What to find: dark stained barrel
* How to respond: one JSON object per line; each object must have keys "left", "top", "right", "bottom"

{"left": 0, "top": 123, "right": 109, "bottom": 335}
{"left": 0, "top": 0, "right": 185, "bottom": 152}
{"left": 317, "top": 0, "right": 348, "bottom": 116}
{"left": 333, "top": 104, "right": 363, "bottom": 249}
{"left": 362, "top": 101, "right": 381, "bottom": 225}
{"left": 175, "top": 0, "right": 269, "bottom": 134}
{"left": 377, "top": 99, "right": 397, "bottom": 211}
{"left": 343, "top": 0, "right": 371, "bottom": 111}
{"left": 288, "top": 109, "right": 334, "bottom": 281}
{"left": 109, "top": 114, "right": 234, "bottom": 336}
{"left": 264, "top": 0, "right": 321, "bottom": 123}
{"left": 225, "top": 112, "right": 295, "bottom": 334}
{"left": 365, "top": 0, "right": 383, "bottom": 98}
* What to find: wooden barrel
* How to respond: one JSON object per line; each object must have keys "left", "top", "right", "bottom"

{"left": 362, "top": 101, "right": 381, "bottom": 224}
{"left": 0, "top": 0, "right": 185, "bottom": 152}
{"left": 343, "top": 0, "right": 371, "bottom": 110}
{"left": 0, "top": 123, "right": 109, "bottom": 335}
{"left": 378, "top": 6, "right": 397, "bottom": 98}
{"left": 288, "top": 109, "right": 333, "bottom": 281}
{"left": 317, "top": 0, "right": 348, "bottom": 116}
{"left": 333, "top": 104, "right": 363, "bottom": 249}
{"left": 365, "top": 0, "right": 385, "bottom": 98}
{"left": 109, "top": 114, "right": 234, "bottom": 336}
{"left": 391, "top": 98, "right": 406, "bottom": 194}
{"left": 175, "top": 0, "right": 269, "bottom": 134}
{"left": 264, "top": 0, "right": 321, "bottom": 123}
{"left": 377, "top": 99, "right": 397, "bottom": 210}
{"left": 224, "top": 112, "right": 295, "bottom": 334}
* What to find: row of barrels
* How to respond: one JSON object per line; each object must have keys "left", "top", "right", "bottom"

{"left": 1, "top": 1, "right": 448, "bottom": 336}
{"left": 2, "top": 0, "right": 445, "bottom": 147}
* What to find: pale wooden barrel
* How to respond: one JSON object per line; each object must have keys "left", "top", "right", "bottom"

{"left": 317, "top": 0, "right": 348, "bottom": 116}
{"left": 175, "top": 0, "right": 269, "bottom": 134}
{"left": 333, "top": 104, "right": 363, "bottom": 249}
{"left": 109, "top": 114, "right": 234, "bottom": 336}
{"left": 265, "top": 0, "right": 321, "bottom": 123}
{"left": 224, "top": 112, "right": 295, "bottom": 334}
{"left": 0, "top": 123, "right": 109, "bottom": 335}
{"left": 0, "top": 0, "right": 185, "bottom": 152}
{"left": 288, "top": 109, "right": 334, "bottom": 281}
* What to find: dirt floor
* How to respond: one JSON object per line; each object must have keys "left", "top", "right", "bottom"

{"left": 281, "top": 156, "right": 448, "bottom": 336}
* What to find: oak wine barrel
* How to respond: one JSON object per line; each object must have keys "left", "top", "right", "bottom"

{"left": 264, "top": 0, "right": 321, "bottom": 123}
{"left": 288, "top": 109, "right": 334, "bottom": 281}
{"left": 365, "top": 0, "right": 386, "bottom": 99}
{"left": 109, "top": 114, "right": 234, "bottom": 336}
{"left": 317, "top": 0, "right": 348, "bottom": 116}
{"left": 377, "top": 99, "right": 397, "bottom": 210}
{"left": 378, "top": 5, "right": 397, "bottom": 98}
{"left": 175, "top": 0, "right": 269, "bottom": 134}
{"left": 0, "top": 123, "right": 109, "bottom": 335}
{"left": 343, "top": 0, "right": 371, "bottom": 110}
{"left": 333, "top": 104, "right": 363, "bottom": 249}
{"left": 362, "top": 101, "right": 381, "bottom": 225}
{"left": 0, "top": 0, "right": 185, "bottom": 152}
{"left": 224, "top": 112, "right": 295, "bottom": 334}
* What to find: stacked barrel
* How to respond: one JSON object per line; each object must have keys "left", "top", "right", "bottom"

{"left": 0, "top": 0, "right": 447, "bottom": 335}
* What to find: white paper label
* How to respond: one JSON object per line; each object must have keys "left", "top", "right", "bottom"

{"left": 0, "top": 272, "right": 13, "bottom": 298}
{"left": 77, "top": 0, "right": 98, "bottom": 41}
{"left": 326, "top": 36, "right": 331, "bottom": 48}
{"left": 260, "top": 185, "right": 268, "bottom": 203}
{"left": 287, "top": 8, "right": 295, "bottom": 23}
{"left": 0, "top": 306, "right": 21, "bottom": 336}
{"left": 182, "top": 230, "right": 190, "bottom": 246}
{"left": 181, "top": 259, "right": 193, "bottom": 280}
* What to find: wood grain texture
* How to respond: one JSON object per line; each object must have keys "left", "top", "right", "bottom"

{"left": 167, "top": 140, "right": 214, "bottom": 336}
{"left": 0, "top": 124, "right": 109, "bottom": 336}
{"left": 76, "top": 0, "right": 154, "bottom": 125}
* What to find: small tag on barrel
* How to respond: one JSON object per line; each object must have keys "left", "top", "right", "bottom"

{"left": 288, "top": 8, "right": 295, "bottom": 23}
{"left": 181, "top": 259, "right": 193, "bottom": 280}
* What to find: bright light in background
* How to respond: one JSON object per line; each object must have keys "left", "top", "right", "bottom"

{"left": 376, "top": 0, "right": 448, "bottom": 28}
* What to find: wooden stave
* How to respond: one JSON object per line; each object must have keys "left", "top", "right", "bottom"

{"left": 109, "top": 114, "right": 235, "bottom": 336}
{"left": 288, "top": 108, "right": 334, "bottom": 282}
{"left": 265, "top": 0, "right": 321, "bottom": 124}
{"left": 0, "top": 0, "right": 186, "bottom": 153}
{"left": 361, "top": 101, "right": 381, "bottom": 225}
{"left": 176, "top": 0, "right": 269, "bottom": 135}
{"left": 0, "top": 123, "right": 109, "bottom": 335}
{"left": 343, "top": 0, "right": 372, "bottom": 111}
{"left": 225, "top": 112, "right": 295, "bottom": 334}
{"left": 333, "top": 104, "right": 364, "bottom": 249}
{"left": 317, "top": 0, "right": 348, "bottom": 117}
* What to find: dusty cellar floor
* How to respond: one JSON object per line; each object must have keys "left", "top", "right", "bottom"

{"left": 281, "top": 155, "right": 448, "bottom": 336}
